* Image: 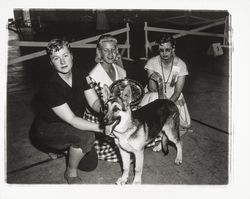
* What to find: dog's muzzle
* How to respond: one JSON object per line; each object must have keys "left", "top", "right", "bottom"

{"left": 104, "top": 117, "right": 121, "bottom": 137}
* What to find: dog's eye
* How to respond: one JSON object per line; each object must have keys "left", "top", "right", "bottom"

{"left": 113, "top": 105, "right": 120, "bottom": 112}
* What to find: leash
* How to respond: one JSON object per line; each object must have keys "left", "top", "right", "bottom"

{"left": 7, "top": 154, "right": 65, "bottom": 175}
{"left": 191, "top": 118, "right": 228, "bottom": 134}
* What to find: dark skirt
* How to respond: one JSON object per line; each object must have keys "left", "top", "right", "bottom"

{"left": 33, "top": 118, "right": 97, "bottom": 171}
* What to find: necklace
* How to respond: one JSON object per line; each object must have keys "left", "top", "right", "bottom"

{"left": 160, "top": 57, "right": 174, "bottom": 93}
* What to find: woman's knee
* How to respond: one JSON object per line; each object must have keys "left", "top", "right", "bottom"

{"left": 75, "top": 131, "right": 95, "bottom": 154}
{"left": 85, "top": 131, "right": 95, "bottom": 146}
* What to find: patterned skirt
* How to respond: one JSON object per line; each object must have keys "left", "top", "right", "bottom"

{"left": 83, "top": 107, "right": 192, "bottom": 162}
{"left": 83, "top": 109, "right": 120, "bottom": 162}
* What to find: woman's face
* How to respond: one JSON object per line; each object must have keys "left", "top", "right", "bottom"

{"left": 159, "top": 42, "right": 174, "bottom": 61}
{"left": 50, "top": 46, "right": 73, "bottom": 74}
{"left": 99, "top": 41, "right": 117, "bottom": 64}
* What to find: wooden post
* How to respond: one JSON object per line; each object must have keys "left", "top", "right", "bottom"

{"left": 126, "top": 23, "right": 131, "bottom": 60}
{"left": 140, "top": 22, "right": 149, "bottom": 60}
{"left": 120, "top": 23, "right": 133, "bottom": 61}
{"left": 145, "top": 22, "right": 148, "bottom": 59}
{"left": 223, "top": 16, "right": 228, "bottom": 46}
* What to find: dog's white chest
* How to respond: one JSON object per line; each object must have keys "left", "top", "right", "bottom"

{"left": 118, "top": 139, "right": 135, "bottom": 152}
{"left": 114, "top": 123, "right": 146, "bottom": 152}
{"left": 116, "top": 134, "right": 145, "bottom": 152}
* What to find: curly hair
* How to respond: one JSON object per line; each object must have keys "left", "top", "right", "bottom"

{"left": 157, "top": 34, "right": 176, "bottom": 48}
{"left": 46, "top": 38, "right": 71, "bottom": 56}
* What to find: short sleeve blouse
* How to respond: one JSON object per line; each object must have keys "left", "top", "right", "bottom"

{"left": 37, "top": 67, "right": 90, "bottom": 122}
{"left": 145, "top": 55, "right": 188, "bottom": 78}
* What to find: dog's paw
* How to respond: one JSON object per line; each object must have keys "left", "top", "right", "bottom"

{"left": 132, "top": 181, "right": 141, "bottom": 185}
{"left": 153, "top": 143, "right": 162, "bottom": 152}
{"left": 116, "top": 177, "right": 128, "bottom": 185}
{"left": 132, "top": 180, "right": 141, "bottom": 185}
{"left": 174, "top": 158, "right": 182, "bottom": 165}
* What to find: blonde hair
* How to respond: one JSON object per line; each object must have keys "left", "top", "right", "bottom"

{"left": 95, "top": 34, "right": 121, "bottom": 63}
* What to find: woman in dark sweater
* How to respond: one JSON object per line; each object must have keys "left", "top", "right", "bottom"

{"left": 34, "top": 38, "right": 103, "bottom": 184}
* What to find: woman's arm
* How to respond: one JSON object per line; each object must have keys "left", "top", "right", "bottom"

{"left": 169, "top": 75, "right": 185, "bottom": 103}
{"left": 147, "top": 69, "right": 158, "bottom": 92}
{"left": 84, "top": 88, "right": 103, "bottom": 113}
{"left": 52, "top": 103, "right": 102, "bottom": 132}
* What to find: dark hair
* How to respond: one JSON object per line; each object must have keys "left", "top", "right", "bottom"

{"left": 46, "top": 38, "right": 71, "bottom": 56}
{"left": 157, "top": 34, "right": 176, "bottom": 48}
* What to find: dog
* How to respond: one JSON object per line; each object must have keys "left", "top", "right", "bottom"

{"left": 101, "top": 84, "right": 182, "bottom": 184}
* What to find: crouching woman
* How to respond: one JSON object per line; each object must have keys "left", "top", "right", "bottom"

{"left": 33, "top": 38, "right": 103, "bottom": 184}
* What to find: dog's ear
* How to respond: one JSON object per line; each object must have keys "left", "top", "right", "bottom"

{"left": 101, "top": 84, "right": 111, "bottom": 102}
{"left": 122, "top": 85, "right": 132, "bottom": 105}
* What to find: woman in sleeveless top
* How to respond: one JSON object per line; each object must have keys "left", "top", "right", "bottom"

{"left": 83, "top": 34, "right": 126, "bottom": 162}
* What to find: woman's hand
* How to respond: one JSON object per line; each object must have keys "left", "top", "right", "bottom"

{"left": 147, "top": 70, "right": 160, "bottom": 92}
{"left": 169, "top": 75, "right": 185, "bottom": 102}
{"left": 149, "top": 72, "right": 163, "bottom": 83}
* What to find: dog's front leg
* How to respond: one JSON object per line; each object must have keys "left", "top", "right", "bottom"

{"left": 116, "top": 148, "right": 131, "bottom": 185}
{"left": 132, "top": 150, "right": 144, "bottom": 184}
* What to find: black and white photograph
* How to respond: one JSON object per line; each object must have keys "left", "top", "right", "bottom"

{"left": 1, "top": 0, "right": 250, "bottom": 199}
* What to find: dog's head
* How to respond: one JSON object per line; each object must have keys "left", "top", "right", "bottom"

{"left": 101, "top": 84, "right": 132, "bottom": 136}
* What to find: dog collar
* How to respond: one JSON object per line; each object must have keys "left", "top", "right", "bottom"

{"left": 113, "top": 125, "right": 137, "bottom": 135}
{"left": 113, "top": 129, "right": 123, "bottom": 134}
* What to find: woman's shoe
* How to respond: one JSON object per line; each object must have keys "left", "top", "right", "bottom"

{"left": 47, "top": 152, "right": 59, "bottom": 160}
{"left": 64, "top": 172, "right": 82, "bottom": 184}
{"left": 152, "top": 142, "right": 162, "bottom": 152}
{"left": 47, "top": 152, "right": 67, "bottom": 160}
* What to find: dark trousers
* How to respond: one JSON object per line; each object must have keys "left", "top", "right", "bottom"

{"left": 33, "top": 118, "right": 98, "bottom": 171}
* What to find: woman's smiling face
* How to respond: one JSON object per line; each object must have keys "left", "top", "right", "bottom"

{"left": 99, "top": 41, "right": 117, "bottom": 64}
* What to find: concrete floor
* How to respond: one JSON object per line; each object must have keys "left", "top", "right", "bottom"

{"left": 6, "top": 61, "right": 229, "bottom": 185}
{"left": 6, "top": 18, "right": 229, "bottom": 184}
